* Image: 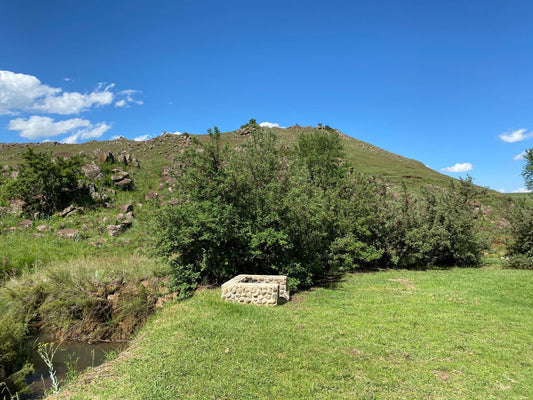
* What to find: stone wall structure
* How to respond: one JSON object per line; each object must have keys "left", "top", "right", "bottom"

{"left": 221, "top": 275, "right": 290, "bottom": 306}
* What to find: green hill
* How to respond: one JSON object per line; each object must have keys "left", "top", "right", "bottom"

{"left": 0, "top": 124, "right": 506, "bottom": 196}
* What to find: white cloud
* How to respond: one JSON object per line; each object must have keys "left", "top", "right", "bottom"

{"left": 111, "top": 135, "right": 124, "bottom": 140}
{"left": 259, "top": 122, "right": 280, "bottom": 128}
{"left": 115, "top": 89, "right": 143, "bottom": 107}
{"left": 498, "top": 188, "right": 506, "bottom": 193}
{"left": 61, "top": 123, "right": 112, "bottom": 144}
{"left": 0, "top": 70, "right": 118, "bottom": 115}
{"left": 33, "top": 89, "right": 113, "bottom": 114}
{"left": 512, "top": 187, "right": 532, "bottom": 193}
{"left": 0, "top": 71, "right": 60, "bottom": 115}
{"left": 441, "top": 163, "right": 473, "bottom": 173}
{"left": 8, "top": 116, "right": 91, "bottom": 139}
{"left": 499, "top": 129, "right": 533, "bottom": 143}
{"left": 513, "top": 150, "right": 527, "bottom": 160}
{"left": 8, "top": 115, "right": 110, "bottom": 142}
{"left": 133, "top": 134, "right": 152, "bottom": 141}
{"left": 0, "top": 70, "right": 142, "bottom": 118}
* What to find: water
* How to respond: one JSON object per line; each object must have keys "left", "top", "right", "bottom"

{"left": 24, "top": 334, "right": 126, "bottom": 399}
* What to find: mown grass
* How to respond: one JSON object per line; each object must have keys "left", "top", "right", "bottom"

{"left": 52, "top": 268, "right": 532, "bottom": 400}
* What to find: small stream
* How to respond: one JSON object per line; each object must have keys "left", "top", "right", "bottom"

{"left": 24, "top": 334, "right": 126, "bottom": 399}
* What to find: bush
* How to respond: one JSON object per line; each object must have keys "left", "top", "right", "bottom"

{"left": 0, "top": 149, "right": 88, "bottom": 217}
{"left": 506, "top": 202, "right": 533, "bottom": 269}
{"left": 151, "top": 127, "right": 342, "bottom": 294}
{"left": 387, "top": 179, "right": 488, "bottom": 268}
{"left": 151, "top": 125, "right": 488, "bottom": 296}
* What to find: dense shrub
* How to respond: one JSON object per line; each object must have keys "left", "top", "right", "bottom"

{"left": 0, "top": 149, "right": 88, "bottom": 217}
{"left": 387, "top": 179, "right": 488, "bottom": 268}
{"left": 151, "top": 125, "right": 488, "bottom": 295}
{"left": 506, "top": 202, "right": 533, "bottom": 269}
{"left": 151, "top": 127, "right": 343, "bottom": 293}
{"left": 506, "top": 148, "right": 533, "bottom": 269}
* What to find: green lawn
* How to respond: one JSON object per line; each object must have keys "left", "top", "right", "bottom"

{"left": 52, "top": 268, "right": 532, "bottom": 400}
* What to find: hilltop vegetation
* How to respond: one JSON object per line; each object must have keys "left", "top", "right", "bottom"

{"left": 0, "top": 122, "right": 530, "bottom": 397}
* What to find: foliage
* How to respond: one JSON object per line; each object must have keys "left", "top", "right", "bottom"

{"left": 506, "top": 201, "right": 533, "bottom": 269}
{"left": 151, "top": 126, "right": 343, "bottom": 294}
{"left": 0, "top": 299, "right": 31, "bottom": 396}
{"left": 36, "top": 342, "right": 61, "bottom": 394}
{"left": 522, "top": 147, "right": 533, "bottom": 191}
{"left": 0, "top": 149, "right": 87, "bottom": 217}
{"left": 151, "top": 126, "right": 487, "bottom": 295}
{"left": 506, "top": 149, "right": 533, "bottom": 268}
{"left": 387, "top": 178, "right": 488, "bottom": 268}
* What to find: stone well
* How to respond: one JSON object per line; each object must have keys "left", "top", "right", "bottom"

{"left": 221, "top": 274, "right": 290, "bottom": 306}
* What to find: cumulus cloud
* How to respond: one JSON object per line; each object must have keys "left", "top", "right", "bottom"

{"left": 498, "top": 188, "right": 506, "bottom": 193}
{"left": 513, "top": 150, "right": 527, "bottom": 161}
{"left": 8, "top": 115, "right": 110, "bottom": 143}
{"left": 8, "top": 116, "right": 91, "bottom": 139}
{"left": 259, "top": 122, "right": 280, "bottom": 128}
{"left": 441, "top": 163, "right": 473, "bottom": 173}
{"left": 512, "top": 187, "right": 532, "bottom": 193}
{"left": 133, "top": 134, "right": 152, "bottom": 141}
{"left": 499, "top": 129, "right": 533, "bottom": 143}
{"left": 0, "top": 71, "right": 117, "bottom": 115}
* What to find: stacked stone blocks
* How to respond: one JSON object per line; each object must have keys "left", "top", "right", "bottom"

{"left": 221, "top": 275, "right": 289, "bottom": 306}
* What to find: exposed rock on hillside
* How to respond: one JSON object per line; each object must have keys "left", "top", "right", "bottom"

{"left": 82, "top": 162, "right": 104, "bottom": 180}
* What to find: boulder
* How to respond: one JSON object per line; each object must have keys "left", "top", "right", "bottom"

{"left": 114, "top": 178, "right": 133, "bottom": 189}
{"left": 111, "top": 169, "right": 129, "bottom": 182}
{"left": 145, "top": 191, "right": 159, "bottom": 201}
{"left": 18, "top": 219, "right": 32, "bottom": 229}
{"left": 118, "top": 204, "right": 133, "bottom": 213}
{"left": 82, "top": 162, "right": 104, "bottom": 180}
{"left": 56, "top": 228, "right": 80, "bottom": 240}
{"left": 9, "top": 199, "right": 26, "bottom": 215}
{"left": 98, "top": 151, "right": 114, "bottom": 163}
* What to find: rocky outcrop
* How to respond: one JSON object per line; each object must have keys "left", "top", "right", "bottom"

{"left": 111, "top": 169, "right": 133, "bottom": 190}
{"left": 98, "top": 151, "right": 114, "bottom": 163}
{"left": 82, "top": 162, "right": 104, "bottom": 180}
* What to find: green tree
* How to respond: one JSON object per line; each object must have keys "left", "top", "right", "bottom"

{"left": 523, "top": 148, "right": 533, "bottom": 191}
{"left": 507, "top": 147, "right": 533, "bottom": 269}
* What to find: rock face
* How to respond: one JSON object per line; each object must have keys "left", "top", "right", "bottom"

{"left": 82, "top": 162, "right": 104, "bottom": 180}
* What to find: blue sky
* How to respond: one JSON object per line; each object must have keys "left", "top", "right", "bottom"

{"left": 1, "top": 0, "right": 533, "bottom": 193}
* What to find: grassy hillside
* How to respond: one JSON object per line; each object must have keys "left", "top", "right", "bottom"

{"left": 0, "top": 125, "right": 489, "bottom": 193}
{"left": 51, "top": 268, "right": 533, "bottom": 400}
